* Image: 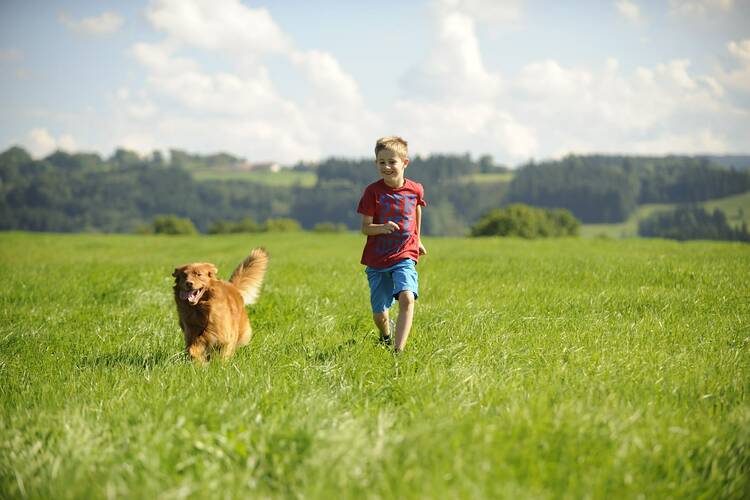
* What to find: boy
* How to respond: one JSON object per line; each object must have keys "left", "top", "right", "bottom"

{"left": 357, "top": 136, "right": 427, "bottom": 353}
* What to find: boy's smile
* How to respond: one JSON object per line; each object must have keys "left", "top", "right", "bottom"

{"left": 376, "top": 149, "right": 409, "bottom": 188}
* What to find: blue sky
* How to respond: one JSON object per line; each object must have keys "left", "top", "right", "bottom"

{"left": 1, "top": 0, "right": 749, "bottom": 166}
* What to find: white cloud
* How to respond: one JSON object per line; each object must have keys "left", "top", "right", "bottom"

{"left": 728, "top": 39, "right": 750, "bottom": 62}
{"left": 59, "top": 12, "right": 124, "bottom": 36}
{"left": 616, "top": 0, "right": 642, "bottom": 23}
{"left": 66, "top": 0, "right": 748, "bottom": 164}
{"left": 633, "top": 129, "right": 729, "bottom": 154}
{"left": 403, "top": 9, "right": 500, "bottom": 101}
{"left": 290, "top": 50, "right": 362, "bottom": 108}
{"left": 668, "top": 0, "right": 734, "bottom": 16}
{"left": 391, "top": 2, "right": 536, "bottom": 163}
{"left": 123, "top": 0, "right": 376, "bottom": 163}
{"left": 439, "top": 0, "right": 524, "bottom": 26}
{"left": 26, "top": 128, "right": 76, "bottom": 157}
{"left": 130, "top": 42, "right": 198, "bottom": 74}
{"left": 719, "top": 38, "right": 750, "bottom": 93}
{"left": 145, "top": 0, "right": 290, "bottom": 56}
{"left": 395, "top": 100, "right": 538, "bottom": 159}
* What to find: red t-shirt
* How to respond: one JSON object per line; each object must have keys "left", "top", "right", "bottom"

{"left": 357, "top": 179, "right": 427, "bottom": 268}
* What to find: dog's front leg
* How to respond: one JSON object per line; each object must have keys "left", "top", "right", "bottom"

{"left": 219, "top": 342, "right": 236, "bottom": 360}
{"left": 187, "top": 336, "right": 208, "bottom": 364}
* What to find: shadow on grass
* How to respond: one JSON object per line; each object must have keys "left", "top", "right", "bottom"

{"left": 307, "top": 338, "right": 358, "bottom": 362}
{"left": 78, "top": 350, "right": 183, "bottom": 369}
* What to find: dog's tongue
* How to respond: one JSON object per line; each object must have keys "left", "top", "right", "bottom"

{"left": 180, "top": 289, "right": 200, "bottom": 303}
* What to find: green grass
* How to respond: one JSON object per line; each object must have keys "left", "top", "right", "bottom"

{"left": 1, "top": 232, "right": 748, "bottom": 498}
{"left": 581, "top": 192, "right": 750, "bottom": 238}
{"left": 192, "top": 168, "right": 317, "bottom": 187}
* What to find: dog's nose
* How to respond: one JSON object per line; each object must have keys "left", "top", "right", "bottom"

{"left": 186, "top": 280, "right": 194, "bottom": 288}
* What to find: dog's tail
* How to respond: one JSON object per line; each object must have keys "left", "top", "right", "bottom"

{"left": 229, "top": 247, "right": 269, "bottom": 305}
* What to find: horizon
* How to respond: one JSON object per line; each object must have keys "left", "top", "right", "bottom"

{"left": 5, "top": 142, "right": 750, "bottom": 170}
{"left": 1, "top": 0, "right": 749, "bottom": 165}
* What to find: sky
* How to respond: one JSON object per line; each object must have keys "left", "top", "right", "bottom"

{"left": 1, "top": 0, "right": 749, "bottom": 166}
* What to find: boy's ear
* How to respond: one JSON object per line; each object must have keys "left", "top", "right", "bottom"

{"left": 403, "top": 158, "right": 410, "bottom": 167}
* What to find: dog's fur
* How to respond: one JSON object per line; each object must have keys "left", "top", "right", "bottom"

{"left": 172, "top": 248, "right": 268, "bottom": 362}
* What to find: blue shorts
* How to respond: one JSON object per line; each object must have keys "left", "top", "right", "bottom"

{"left": 365, "top": 259, "right": 419, "bottom": 313}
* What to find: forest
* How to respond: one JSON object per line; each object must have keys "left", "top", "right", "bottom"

{"left": 1, "top": 145, "right": 749, "bottom": 237}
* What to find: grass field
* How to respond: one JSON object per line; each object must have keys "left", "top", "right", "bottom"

{"left": 1, "top": 232, "right": 748, "bottom": 499}
{"left": 191, "top": 168, "right": 317, "bottom": 187}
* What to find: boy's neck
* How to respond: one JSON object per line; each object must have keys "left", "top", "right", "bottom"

{"left": 383, "top": 177, "right": 405, "bottom": 189}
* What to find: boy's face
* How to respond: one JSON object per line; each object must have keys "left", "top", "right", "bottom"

{"left": 375, "top": 149, "right": 409, "bottom": 187}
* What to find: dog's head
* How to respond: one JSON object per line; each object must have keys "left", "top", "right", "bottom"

{"left": 172, "top": 263, "right": 218, "bottom": 305}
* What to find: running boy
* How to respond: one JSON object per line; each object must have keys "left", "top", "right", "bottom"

{"left": 357, "top": 136, "right": 427, "bottom": 352}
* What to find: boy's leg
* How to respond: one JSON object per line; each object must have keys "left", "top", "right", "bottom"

{"left": 373, "top": 311, "right": 391, "bottom": 341}
{"left": 394, "top": 291, "right": 415, "bottom": 352}
{"left": 366, "top": 267, "right": 395, "bottom": 342}
{"left": 391, "top": 260, "right": 419, "bottom": 352}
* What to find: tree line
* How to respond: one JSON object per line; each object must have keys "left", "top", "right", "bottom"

{"left": 638, "top": 206, "right": 750, "bottom": 242}
{"left": 508, "top": 155, "right": 750, "bottom": 223}
{"left": 1, "top": 146, "right": 748, "bottom": 238}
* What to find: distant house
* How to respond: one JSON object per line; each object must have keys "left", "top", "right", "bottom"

{"left": 252, "top": 162, "right": 282, "bottom": 173}
{"left": 236, "top": 161, "right": 281, "bottom": 172}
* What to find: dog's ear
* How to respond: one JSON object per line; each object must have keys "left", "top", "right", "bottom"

{"left": 208, "top": 265, "right": 218, "bottom": 278}
{"left": 172, "top": 266, "right": 185, "bottom": 278}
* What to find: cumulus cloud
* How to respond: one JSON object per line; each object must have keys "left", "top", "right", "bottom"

{"left": 438, "top": 0, "right": 524, "bottom": 26}
{"left": 145, "top": 0, "right": 290, "bottom": 56}
{"left": 109, "top": 0, "right": 748, "bottom": 164}
{"left": 26, "top": 128, "right": 76, "bottom": 157}
{"left": 633, "top": 129, "right": 729, "bottom": 154}
{"left": 59, "top": 12, "right": 124, "bottom": 36}
{"left": 668, "top": 0, "right": 734, "bottom": 16}
{"left": 122, "top": 0, "right": 375, "bottom": 162}
{"left": 506, "top": 56, "right": 739, "bottom": 157}
{"left": 728, "top": 39, "right": 750, "bottom": 62}
{"left": 404, "top": 9, "right": 501, "bottom": 100}
{"left": 719, "top": 38, "right": 750, "bottom": 93}
{"left": 616, "top": 0, "right": 643, "bottom": 23}
{"left": 393, "top": 1, "right": 532, "bottom": 162}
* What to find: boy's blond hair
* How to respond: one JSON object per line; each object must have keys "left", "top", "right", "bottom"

{"left": 375, "top": 136, "right": 408, "bottom": 160}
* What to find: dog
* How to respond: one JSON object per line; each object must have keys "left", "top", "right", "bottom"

{"left": 172, "top": 248, "right": 268, "bottom": 362}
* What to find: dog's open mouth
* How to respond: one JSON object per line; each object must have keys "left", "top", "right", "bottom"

{"left": 179, "top": 288, "right": 204, "bottom": 305}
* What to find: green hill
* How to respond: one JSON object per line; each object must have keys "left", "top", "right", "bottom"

{"left": 581, "top": 191, "right": 750, "bottom": 238}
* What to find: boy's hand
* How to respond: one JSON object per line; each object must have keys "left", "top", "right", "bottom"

{"left": 418, "top": 242, "right": 427, "bottom": 255}
{"left": 382, "top": 221, "right": 400, "bottom": 234}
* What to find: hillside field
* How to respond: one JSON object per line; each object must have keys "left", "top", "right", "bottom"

{"left": 0, "top": 232, "right": 748, "bottom": 498}
{"left": 580, "top": 191, "right": 750, "bottom": 239}
{"left": 191, "top": 168, "right": 317, "bottom": 187}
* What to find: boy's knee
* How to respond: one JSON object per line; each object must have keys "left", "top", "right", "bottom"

{"left": 398, "top": 291, "right": 415, "bottom": 306}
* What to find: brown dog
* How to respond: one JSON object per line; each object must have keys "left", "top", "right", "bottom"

{"left": 172, "top": 248, "right": 268, "bottom": 362}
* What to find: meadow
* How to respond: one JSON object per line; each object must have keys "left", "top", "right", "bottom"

{"left": 191, "top": 168, "right": 317, "bottom": 187}
{"left": 0, "top": 232, "right": 748, "bottom": 499}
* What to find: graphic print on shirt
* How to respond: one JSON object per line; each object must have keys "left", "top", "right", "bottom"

{"left": 376, "top": 193, "right": 418, "bottom": 255}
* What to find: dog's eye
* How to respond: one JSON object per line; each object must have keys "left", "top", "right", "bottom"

{"left": 195, "top": 272, "right": 202, "bottom": 277}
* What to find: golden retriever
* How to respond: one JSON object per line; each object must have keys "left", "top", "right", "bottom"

{"left": 172, "top": 248, "right": 268, "bottom": 362}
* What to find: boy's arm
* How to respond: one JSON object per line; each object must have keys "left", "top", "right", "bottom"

{"left": 417, "top": 205, "right": 427, "bottom": 255}
{"left": 361, "top": 215, "right": 399, "bottom": 236}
